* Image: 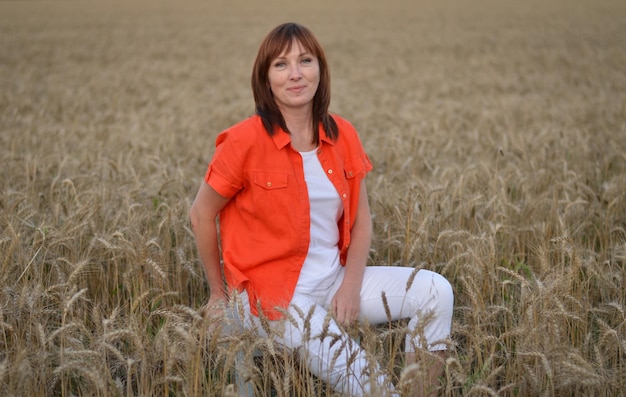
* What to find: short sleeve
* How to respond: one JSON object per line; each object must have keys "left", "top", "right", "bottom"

{"left": 204, "top": 130, "right": 245, "bottom": 198}
{"left": 334, "top": 115, "right": 373, "bottom": 178}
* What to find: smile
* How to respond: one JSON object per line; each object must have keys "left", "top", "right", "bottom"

{"left": 288, "top": 85, "right": 306, "bottom": 93}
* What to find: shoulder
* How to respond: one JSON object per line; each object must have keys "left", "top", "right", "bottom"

{"left": 330, "top": 113, "right": 357, "bottom": 134}
{"left": 217, "top": 115, "right": 265, "bottom": 145}
{"left": 329, "top": 113, "right": 363, "bottom": 147}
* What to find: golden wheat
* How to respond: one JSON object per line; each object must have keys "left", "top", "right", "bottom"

{"left": 1, "top": 0, "right": 625, "bottom": 395}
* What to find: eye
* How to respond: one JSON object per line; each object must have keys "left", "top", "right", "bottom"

{"left": 273, "top": 61, "right": 287, "bottom": 69}
{"left": 301, "top": 57, "right": 313, "bottom": 65}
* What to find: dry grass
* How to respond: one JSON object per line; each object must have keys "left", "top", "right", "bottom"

{"left": 1, "top": 0, "right": 625, "bottom": 395}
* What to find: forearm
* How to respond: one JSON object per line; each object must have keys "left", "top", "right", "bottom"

{"left": 341, "top": 181, "right": 373, "bottom": 290}
{"left": 193, "top": 221, "right": 227, "bottom": 298}
{"left": 189, "top": 183, "right": 230, "bottom": 300}
{"left": 342, "top": 215, "right": 371, "bottom": 288}
{"left": 332, "top": 184, "right": 372, "bottom": 324}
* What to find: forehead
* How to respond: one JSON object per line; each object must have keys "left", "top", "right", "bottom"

{"left": 276, "top": 39, "right": 313, "bottom": 57}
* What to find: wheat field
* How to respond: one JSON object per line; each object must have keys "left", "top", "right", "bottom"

{"left": 1, "top": 0, "right": 625, "bottom": 396}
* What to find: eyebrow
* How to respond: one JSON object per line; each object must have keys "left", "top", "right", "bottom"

{"left": 275, "top": 52, "right": 313, "bottom": 59}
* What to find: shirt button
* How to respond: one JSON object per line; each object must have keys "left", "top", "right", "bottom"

{"left": 342, "top": 193, "right": 347, "bottom": 199}
{"left": 348, "top": 171, "right": 353, "bottom": 177}
{"left": 327, "top": 169, "right": 333, "bottom": 174}
{"left": 266, "top": 182, "right": 272, "bottom": 187}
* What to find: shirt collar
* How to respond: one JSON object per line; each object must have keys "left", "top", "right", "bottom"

{"left": 320, "top": 126, "right": 335, "bottom": 146}
{"left": 272, "top": 128, "right": 292, "bottom": 149}
{"left": 271, "top": 122, "right": 335, "bottom": 149}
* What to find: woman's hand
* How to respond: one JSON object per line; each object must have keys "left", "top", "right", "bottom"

{"left": 331, "top": 281, "right": 361, "bottom": 326}
{"left": 201, "top": 292, "right": 228, "bottom": 319}
{"left": 331, "top": 182, "right": 371, "bottom": 326}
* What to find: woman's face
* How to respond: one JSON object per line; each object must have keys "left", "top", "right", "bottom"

{"left": 268, "top": 40, "right": 320, "bottom": 113}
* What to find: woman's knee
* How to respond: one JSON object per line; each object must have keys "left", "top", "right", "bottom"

{"left": 435, "top": 272, "right": 454, "bottom": 311}
{"left": 416, "top": 270, "right": 454, "bottom": 315}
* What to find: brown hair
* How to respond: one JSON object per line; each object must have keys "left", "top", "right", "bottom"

{"left": 251, "top": 22, "right": 338, "bottom": 141}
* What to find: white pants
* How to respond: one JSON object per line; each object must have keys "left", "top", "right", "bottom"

{"left": 232, "top": 268, "right": 454, "bottom": 396}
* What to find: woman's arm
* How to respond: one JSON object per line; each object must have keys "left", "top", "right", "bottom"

{"left": 332, "top": 181, "right": 373, "bottom": 325}
{"left": 189, "top": 182, "right": 231, "bottom": 310}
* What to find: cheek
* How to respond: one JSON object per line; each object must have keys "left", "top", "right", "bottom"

{"left": 313, "top": 74, "right": 321, "bottom": 90}
{"left": 267, "top": 71, "right": 281, "bottom": 90}
{"left": 270, "top": 76, "right": 289, "bottom": 95}
{"left": 312, "top": 67, "right": 321, "bottom": 86}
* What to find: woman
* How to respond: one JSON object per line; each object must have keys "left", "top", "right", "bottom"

{"left": 190, "top": 22, "right": 454, "bottom": 396}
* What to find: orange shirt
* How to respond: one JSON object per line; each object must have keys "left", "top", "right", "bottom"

{"left": 205, "top": 114, "right": 372, "bottom": 319}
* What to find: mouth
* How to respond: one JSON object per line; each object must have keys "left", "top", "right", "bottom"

{"left": 288, "top": 85, "right": 306, "bottom": 93}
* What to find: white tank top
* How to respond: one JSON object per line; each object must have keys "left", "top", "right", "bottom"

{"left": 294, "top": 148, "right": 343, "bottom": 294}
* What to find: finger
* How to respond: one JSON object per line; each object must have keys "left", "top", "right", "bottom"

{"left": 202, "top": 301, "right": 225, "bottom": 319}
{"left": 335, "top": 307, "right": 346, "bottom": 325}
{"left": 345, "top": 310, "right": 354, "bottom": 325}
{"left": 341, "top": 310, "right": 352, "bottom": 326}
{"left": 346, "top": 309, "right": 357, "bottom": 325}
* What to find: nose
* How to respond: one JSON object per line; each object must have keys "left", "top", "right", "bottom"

{"left": 289, "top": 64, "right": 302, "bottom": 80}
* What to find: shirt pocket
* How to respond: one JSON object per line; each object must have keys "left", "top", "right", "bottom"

{"left": 252, "top": 171, "right": 289, "bottom": 189}
{"left": 246, "top": 171, "right": 294, "bottom": 238}
{"left": 343, "top": 159, "right": 365, "bottom": 180}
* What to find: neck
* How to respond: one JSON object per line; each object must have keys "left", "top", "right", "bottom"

{"left": 281, "top": 106, "right": 315, "bottom": 148}
{"left": 283, "top": 112, "right": 317, "bottom": 152}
